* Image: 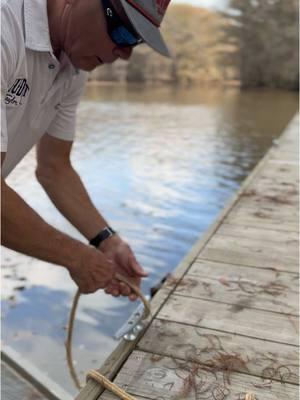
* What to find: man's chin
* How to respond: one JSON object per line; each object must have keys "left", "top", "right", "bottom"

{"left": 71, "top": 57, "right": 103, "bottom": 72}
{"left": 79, "top": 64, "right": 101, "bottom": 72}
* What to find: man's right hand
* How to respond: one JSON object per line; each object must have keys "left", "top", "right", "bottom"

{"left": 68, "top": 246, "right": 116, "bottom": 294}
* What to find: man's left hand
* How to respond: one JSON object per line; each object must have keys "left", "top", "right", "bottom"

{"left": 99, "top": 235, "right": 148, "bottom": 301}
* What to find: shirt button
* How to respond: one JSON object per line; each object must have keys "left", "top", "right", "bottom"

{"left": 48, "top": 64, "right": 55, "bottom": 69}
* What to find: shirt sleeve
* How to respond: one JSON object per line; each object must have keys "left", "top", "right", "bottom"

{"left": 47, "top": 70, "right": 88, "bottom": 141}
{"left": 1, "top": 5, "right": 17, "bottom": 153}
{"left": 1, "top": 96, "right": 8, "bottom": 152}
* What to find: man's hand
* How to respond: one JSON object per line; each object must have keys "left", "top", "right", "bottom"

{"left": 68, "top": 246, "right": 117, "bottom": 294}
{"left": 99, "top": 235, "right": 148, "bottom": 301}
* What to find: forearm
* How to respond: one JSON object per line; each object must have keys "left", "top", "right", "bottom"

{"left": 36, "top": 164, "right": 109, "bottom": 241}
{"left": 1, "top": 179, "right": 86, "bottom": 270}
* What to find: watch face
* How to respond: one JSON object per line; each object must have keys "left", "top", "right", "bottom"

{"left": 89, "top": 227, "right": 116, "bottom": 247}
{"left": 106, "top": 227, "right": 116, "bottom": 236}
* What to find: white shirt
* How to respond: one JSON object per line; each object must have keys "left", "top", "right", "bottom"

{"left": 1, "top": 0, "right": 88, "bottom": 178}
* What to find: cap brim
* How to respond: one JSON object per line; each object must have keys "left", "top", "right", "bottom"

{"left": 119, "top": 0, "right": 171, "bottom": 58}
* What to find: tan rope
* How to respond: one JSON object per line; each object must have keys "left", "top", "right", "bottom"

{"left": 86, "top": 369, "right": 137, "bottom": 400}
{"left": 65, "top": 273, "right": 151, "bottom": 397}
{"left": 245, "top": 394, "right": 256, "bottom": 400}
{"left": 65, "top": 289, "right": 82, "bottom": 389}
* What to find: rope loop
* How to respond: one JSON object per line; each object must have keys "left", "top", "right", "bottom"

{"left": 65, "top": 273, "right": 151, "bottom": 397}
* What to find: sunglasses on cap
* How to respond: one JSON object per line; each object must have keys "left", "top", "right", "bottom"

{"left": 102, "top": 0, "right": 143, "bottom": 48}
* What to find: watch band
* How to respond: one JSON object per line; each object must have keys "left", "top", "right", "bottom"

{"left": 89, "top": 227, "right": 116, "bottom": 248}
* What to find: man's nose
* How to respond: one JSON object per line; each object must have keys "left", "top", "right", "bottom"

{"left": 114, "top": 46, "right": 133, "bottom": 60}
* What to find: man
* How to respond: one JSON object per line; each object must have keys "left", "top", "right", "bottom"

{"left": 1, "top": 0, "right": 171, "bottom": 300}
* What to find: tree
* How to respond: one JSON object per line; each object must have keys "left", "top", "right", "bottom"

{"left": 224, "top": 0, "right": 299, "bottom": 89}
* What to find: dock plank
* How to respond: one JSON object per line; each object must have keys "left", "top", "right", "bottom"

{"left": 224, "top": 211, "right": 298, "bottom": 232}
{"left": 166, "top": 261, "right": 299, "bottom": 315}
{"left": 231, "top": 199, "right": 298, "bottom": 218}
{"left": 137, "top": 319, "right": 299, "bottom": 385}
{"left": 100, "top": 351, "right": 299, "bottom": 400}
{"left": 205, "top": 232, "right": 298, "bottom": 258}
{"left": 158, "top": 295, "right": 298, "bottom": 345}
{"left": 236, "top": 203, "right": 298, "bottom": 217}
{"left": 199, "top": 234, "right": 299, "bottom": 272}
{"left": 216, "top": 224, "right": 298, "bottom": 244}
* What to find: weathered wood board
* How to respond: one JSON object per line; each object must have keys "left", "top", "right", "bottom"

{"left": 223, "top": 158, "right": 299, "bottom": 233}
{"left": 165, "top": 260, "right": 299, "bottom": 315}
{"left": 232, "top": 191, "right": 298, "bottom": 213}
{"left": 158, "top": 295, "right": 299, "bottom": 345}
{"left": 216, "top": 224, "right": 298, "bottom": 244}
{"left": 199, "top": 234, "right": 299, "bottom": 272}
{"left": 251, "top": 161, "right": 298, "bottom": 176}
{"left": 269, "top": 149, "right": 299, "bottom": 161}
{"left": 224, "top": 211, "right": 298, "bottom": 232}
{"left": 231, "top": 200, "right": 298, "bottom": 219}
{"left": 100, "top": 351, "right": 299, "bottom": 400}
{"left": 137, "top": 319, "right": 299, "bottom": 385}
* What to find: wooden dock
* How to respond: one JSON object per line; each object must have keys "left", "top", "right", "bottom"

{"left": 79, "top": 114, "right": 298, "bottom": 399}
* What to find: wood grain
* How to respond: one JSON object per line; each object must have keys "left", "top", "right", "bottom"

{"left": 158, "top": 295, "right": 299, "bottom": 345}
{"left": 168, "top": 260, "right": 299, "bottom": 315}
{"left": 199, "top": 234, "right": 299, "bottom": 272}
{"left": 137, "top": 319, "right": 299, "bottom": 384}
{"left": 216, "top": 224, "right": 298, "bottom": 245}
{"left": 102, "top": 351, "right": 299, "bottom": 400}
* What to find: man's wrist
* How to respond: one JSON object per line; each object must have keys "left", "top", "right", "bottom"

{"left": 98, "top": 233, "right": 122, "bottom": 252}
{"left": 89, "top": 226, "right": 116, "bottom": 248}
{"left": 57, "top": 235, "right": 88, "bottom": 274}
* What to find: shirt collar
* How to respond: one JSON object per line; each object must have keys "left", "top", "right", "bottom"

{"left": 23, "top": 0, "right": 78, "bottom": 74}
{"left": 24, "top": 0, "right": 54, "bottom": 54}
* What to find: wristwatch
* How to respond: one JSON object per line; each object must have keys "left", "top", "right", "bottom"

{"left": 89, "top": 227, "right": 116, "bottom": 248}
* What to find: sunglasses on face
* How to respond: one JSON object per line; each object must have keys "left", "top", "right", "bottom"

{"left": 101, "top": 0, "right": 143, "bottom": 48}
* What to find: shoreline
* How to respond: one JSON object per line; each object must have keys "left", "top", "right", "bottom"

{"left": 85, "top": 79, "right": 242, "bottom": 88}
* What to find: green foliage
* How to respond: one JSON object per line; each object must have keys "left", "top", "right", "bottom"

{"left": 225, "top": 0, "right": 299, "bottom": 89}
{"left": 162, "top": 5, "right": 230, "bottom": 83}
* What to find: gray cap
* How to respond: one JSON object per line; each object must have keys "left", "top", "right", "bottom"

{"left": 119, "top": 0, "right": 172, "bottom": 57}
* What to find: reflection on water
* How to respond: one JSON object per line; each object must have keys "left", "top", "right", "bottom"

{"left": 1, "top": 84, "right": 298, "bottom": 394}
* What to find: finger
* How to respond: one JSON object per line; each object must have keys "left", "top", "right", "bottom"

{"left": 109, "top": 288, "right": 120, "bottom": 297}
{"left": 119, "top": 282, "right": 131, "bottom": 297}
{"left": 105, "top": 284, "right": 119, "bottom": 296}
{"left": 104, "top": 285, "right": 113, "bottom": 295}
{"left": 129, "top": 293, "right": 138, "bottom": 302}
{"left": 102, "top": 265, "right": 117, "bottom": 286}
{"left": 111, "top": 282, "right": 122, "bottom": 297}
{"left": 129, "top": 254, "right": 149, "bottom": 277}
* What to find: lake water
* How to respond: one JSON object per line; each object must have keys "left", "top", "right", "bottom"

{"left": 1, "top": 84, "right": 298, "bottom": 395}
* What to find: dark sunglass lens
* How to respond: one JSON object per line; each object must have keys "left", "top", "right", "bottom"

{"left": 102, "top": 0, "right": 142, "bottom": 47}
{"left": 111, "top": 27, "right": 139, "bottom": 46}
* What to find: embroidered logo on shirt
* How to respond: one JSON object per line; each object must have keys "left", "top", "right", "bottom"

{"left": 5, "top": 79, "right": 30, "bottom": 106}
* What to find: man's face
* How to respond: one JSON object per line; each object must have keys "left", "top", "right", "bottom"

{"left": 61, "top": 0, "right": 134, "bottom": 71}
